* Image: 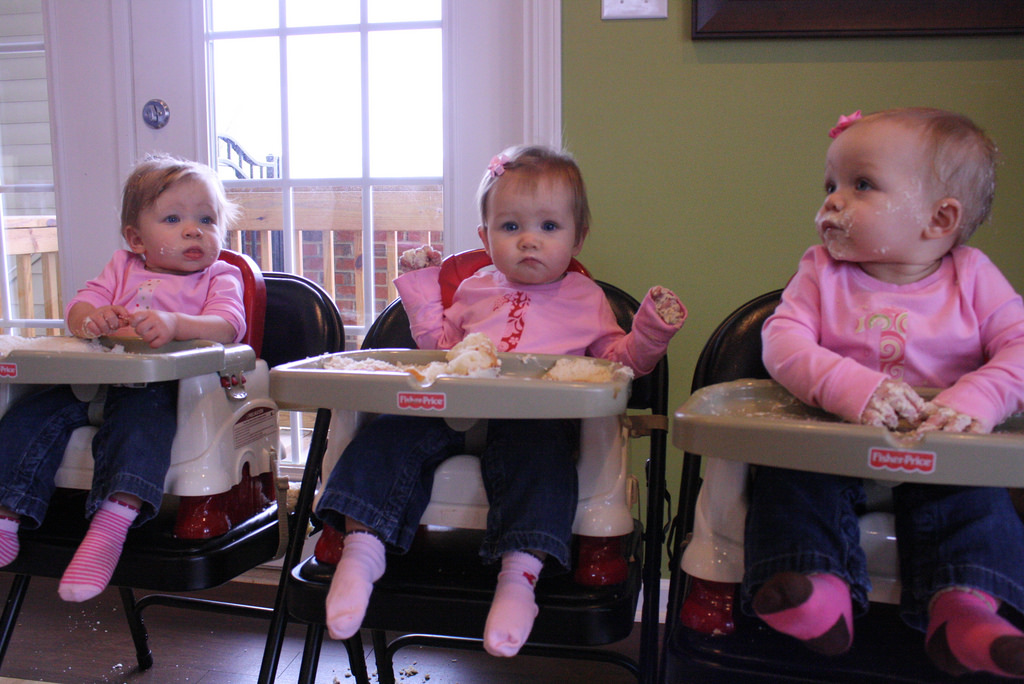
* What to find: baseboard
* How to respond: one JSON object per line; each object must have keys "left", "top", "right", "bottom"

{"left": 636, "top": 578, "right": 670, "bottom": 624}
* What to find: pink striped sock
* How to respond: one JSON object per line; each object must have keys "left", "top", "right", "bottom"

{"left": 484, "top": 551, "right": 543, "bottom": 657}
{"left": 58, "top": 498, "right": 138, "bottom": 602}
{"left": 0, "top": 516, "right": 20, "bottom": 567}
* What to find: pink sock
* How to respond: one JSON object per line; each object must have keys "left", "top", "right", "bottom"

{"left": 926, "top": 588, "right": 1024, "bottom": 678}
{"left": 325, "top": 531, "right": 386, "bottom": 640}
{"left": 59, "top": 498, "right": 138, "bottom": 602}
{"left": 753, "top": 571, "right": 853, "bottom": 655}
{"left": 484, "top": 551, "right": 543, "bottom": 657}
{"left": 0, "top": 516, "right": 20, "bottom": 567}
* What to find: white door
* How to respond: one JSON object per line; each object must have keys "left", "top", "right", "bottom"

{"left": 38, "top": 0, "right": 559, "bottom": 335}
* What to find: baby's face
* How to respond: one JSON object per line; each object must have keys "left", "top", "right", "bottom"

{"left": 125, "top": 177, "right": 224, "bottom": 275}
{"left": 816, "top": 119, "right": 953, "bottom": 283}
{"left": 478, "top": 173, "right": 582, "bottom": 286}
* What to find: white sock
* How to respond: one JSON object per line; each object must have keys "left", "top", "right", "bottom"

{"left": 325, "top": 531, "right": 386, "bottom": 640}
{"left": 484, "top": 551, "right": 543, "bottom": 657}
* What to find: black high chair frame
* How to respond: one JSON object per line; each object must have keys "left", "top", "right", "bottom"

{"left": 660, "top": 289, "right": 1016, "bottom": 683}
{"left": 258, "top": 277, "right": 670, "bottom": 684}
{"left": 0, "top": 261, "right": 345, "bottom": 674}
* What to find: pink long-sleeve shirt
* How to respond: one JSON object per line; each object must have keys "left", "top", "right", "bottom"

{"left": 395, "top": 266, "right": 684, "bottom": 376}
{"left": 66, "top": 249, "right": 247, "bottom": 343}
{"left": 762, "top": 245, "right": 1024, "bottom": 429}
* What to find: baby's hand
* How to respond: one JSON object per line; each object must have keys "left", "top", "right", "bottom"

{"left": 129, "top": 310, "right": 177, "bottom": 348}
{"left": 916, "top": 403, "right": 988, "bottom": 435}
{"left": 399, "top": 245, "right": 442, "bottom": 273}
{"left": 75, "top": 305, "right": 130, "bottom": 339}
{"left": 860, "top": 379, "right": 926, "bottom": 430}
{"left": 650, "top": 286, "right": 685, "bottom": 326}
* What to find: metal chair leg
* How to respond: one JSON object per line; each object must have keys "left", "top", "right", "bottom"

{"left": 0, "top": 574, "right": 30, "bottom": 667}
{"left": 119, "top": 586, "right": 155, "bottom": 671}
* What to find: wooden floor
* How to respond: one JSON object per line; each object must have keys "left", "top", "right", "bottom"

{"left": 0, "top": 574, "right": 650, "bottom": 683}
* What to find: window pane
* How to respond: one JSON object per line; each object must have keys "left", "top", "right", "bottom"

{"left": 292, "top": 186, "right": 363, "bottom": 325}
{"left": 287, "top": 0, "right": 359, "bottom": 27}
{"left": 288, "top": 33, "right": 362, "bottom": 178}
{"left": 224, "top": 188, "right": 285, "bottom": 272}
{"left": 210, "top": 0, "right": 279, "bottom": 31}
{"left": 368, "top": 0, "right": 441, "bottom": 23}
{"left": 212, "top": 37, "right": 282, "bottom": 181}
{"left": 368, "top": 29, "right": 441, "bottom": 178}
{"left": 0, "top": 53, "right": 53, "bottom": 182}
{"left": 372, "top": 184, "right": 442, "bottom": 310}
{"left": 2, "top": 193, "right": 60, "bottom": 328}
{"left": 0, "top": 3, "right": 43, "bottom": 45}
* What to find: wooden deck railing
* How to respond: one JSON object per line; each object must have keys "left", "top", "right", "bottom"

{"left": 3, "top": 215, "right": 60, "bottom": 335}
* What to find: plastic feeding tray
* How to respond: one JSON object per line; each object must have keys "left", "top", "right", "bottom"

{"left": 674, "top": 378, "right": 1024, "bottom": 487}
{"left": 0, "top": 336, "right": 254, "bottom": 385}
{"left": 269, "top": 349, "right": 632, "bottom": 419}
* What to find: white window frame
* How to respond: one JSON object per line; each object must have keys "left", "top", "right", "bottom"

{"left": 42, "top": 0, "right": 561, "bottom": 325}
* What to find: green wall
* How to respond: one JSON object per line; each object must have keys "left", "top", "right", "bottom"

{"left": 561, "top": 2, "right": 1024, "bottom": 569}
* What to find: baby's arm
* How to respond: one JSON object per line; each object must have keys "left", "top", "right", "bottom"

{"left": 859, "top": 379, "right": 927, "bottom": 430}
{"left": 129, "top": 310, "right": 237, "bottom": 348}
{"left": 399, "top": 245, "right": 442, "bottom": 273}
{"left": 66, "top": 302, "right": 131, "bottom": 339}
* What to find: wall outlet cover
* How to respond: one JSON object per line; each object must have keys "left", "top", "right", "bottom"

{"left": 602, "top": 0, "right": 669, "bottom": 20}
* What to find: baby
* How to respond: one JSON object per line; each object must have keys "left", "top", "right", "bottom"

{"left": 747, "top": 108, "right": 1024, "bottom": 678}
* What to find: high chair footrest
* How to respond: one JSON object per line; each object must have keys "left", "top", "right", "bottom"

{"left": 288, "top": 524, "right": 643, "bottom": 646}
{"left": 5, "top": 489, "right": 281, "bottom": 592}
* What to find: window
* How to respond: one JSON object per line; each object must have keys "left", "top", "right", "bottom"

{"left": 207, "top": 0, "right": 443, "bottom": 343}
{"left": 0, "top": 0, "right": 59, "bottom": 336}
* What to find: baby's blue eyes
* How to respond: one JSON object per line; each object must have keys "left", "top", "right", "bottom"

{"left": 161, "top": 215, "right": 215, "bottom": 225}
{"left": 824, "top": 179, "right": 873, "bottom": 194}
{"left": 497, "top": 221, "right": 562, "bottom": 232}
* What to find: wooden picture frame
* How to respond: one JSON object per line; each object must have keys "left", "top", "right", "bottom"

{"left": 692, "top": 0, "right": 1024, "bottom": 39}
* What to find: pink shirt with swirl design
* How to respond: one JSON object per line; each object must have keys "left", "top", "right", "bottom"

{"left": 762, "top": 245, "right": 1024, "bottom": 429}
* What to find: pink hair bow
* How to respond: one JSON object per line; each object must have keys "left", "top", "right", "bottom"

{"left": 487, "top": 153, "right": 509, "bottom": 178}
{"left": 829, "top": 110, "right": 862, "bottom": 139}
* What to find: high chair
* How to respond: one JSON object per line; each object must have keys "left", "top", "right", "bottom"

{"left": 661, "top": 290, "right": 1021, "bottom": 684}
{"left": 258, "top": 249, "right": 670, "bottom": 684}
{"left": 0, "top": 254, "right": 346, "bottom": 673}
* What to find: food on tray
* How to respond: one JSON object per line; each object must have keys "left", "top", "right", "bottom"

{"left": 541, "top": 357, "right": 633, "bottom": 383}
{"left": 0, "top": 335, "right": 124, "bottom": 357}
{"left": 322, "top": 333, "right": 500, "bottom": 385}
{"left": 322, "top": 336, "right": 629, "bottom": 386}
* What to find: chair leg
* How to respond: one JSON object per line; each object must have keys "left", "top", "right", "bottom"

{"left": 259, "top": 408, "right": 334, "bottom": 684}
{"left": 297, "top": 623, "right": 324, "bottom": 684}
{"left": 0, "top": 574, "right": 31, "bottom": 667}
{"left": 373, "top": 628, "right": 397, "bottom": 684}
{"left": 119, "top": 586, "right": 154, "bottom": 671}
{"left": 295, "top": 625, "right": 370, "bottom": 684}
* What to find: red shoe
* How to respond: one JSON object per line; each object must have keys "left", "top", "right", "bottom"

{"left": 174, "top": 493, "right": 232, "bottom": 539}
{"left": 679, "top": 578, "right": 737, "bottom": 636}
{"left": 314, "top": 522, "right": 345, "bottom": 565}
{"left": 574, "top": 535, "right": 629, "bottom": 586}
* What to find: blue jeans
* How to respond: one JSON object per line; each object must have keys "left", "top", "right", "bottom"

{"left": 0, "top": 383, "right": 177, "bottom": 528}
{"left": 742, "top": 466, "right": 1024, "bottom": 631}
{"left": 316, "top": 414, "right": 579, "bottom": 569}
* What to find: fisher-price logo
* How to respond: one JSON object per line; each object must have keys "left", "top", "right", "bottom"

{"left": 868, "top": 447, "right": 935, "bottom": 474}
{"left": 0, "top": 363, "right": 16, "bottom": 378}
{"left": 397, "top": 391, "right": 446, "bottom": 411}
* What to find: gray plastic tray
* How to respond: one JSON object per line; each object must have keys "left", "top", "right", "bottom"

{"left": 269, "top": 349, "right": 632, "bottom": 418}
{"left": 674, "top": 378, "right": 1024, "bottom": 486}
{"left": 0, "top": 337, "right": 254, "bottom": 384}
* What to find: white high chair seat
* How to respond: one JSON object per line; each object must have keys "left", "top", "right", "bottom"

{"left": 53, "top": 357, "right": 278, "bottom": 497}
{"left": 321, "top": 409, "right": 638, "bottom": 539}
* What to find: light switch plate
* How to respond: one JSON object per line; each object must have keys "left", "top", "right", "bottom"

{"left": 601, "top": 0, "right": 668, "bottom": 20}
